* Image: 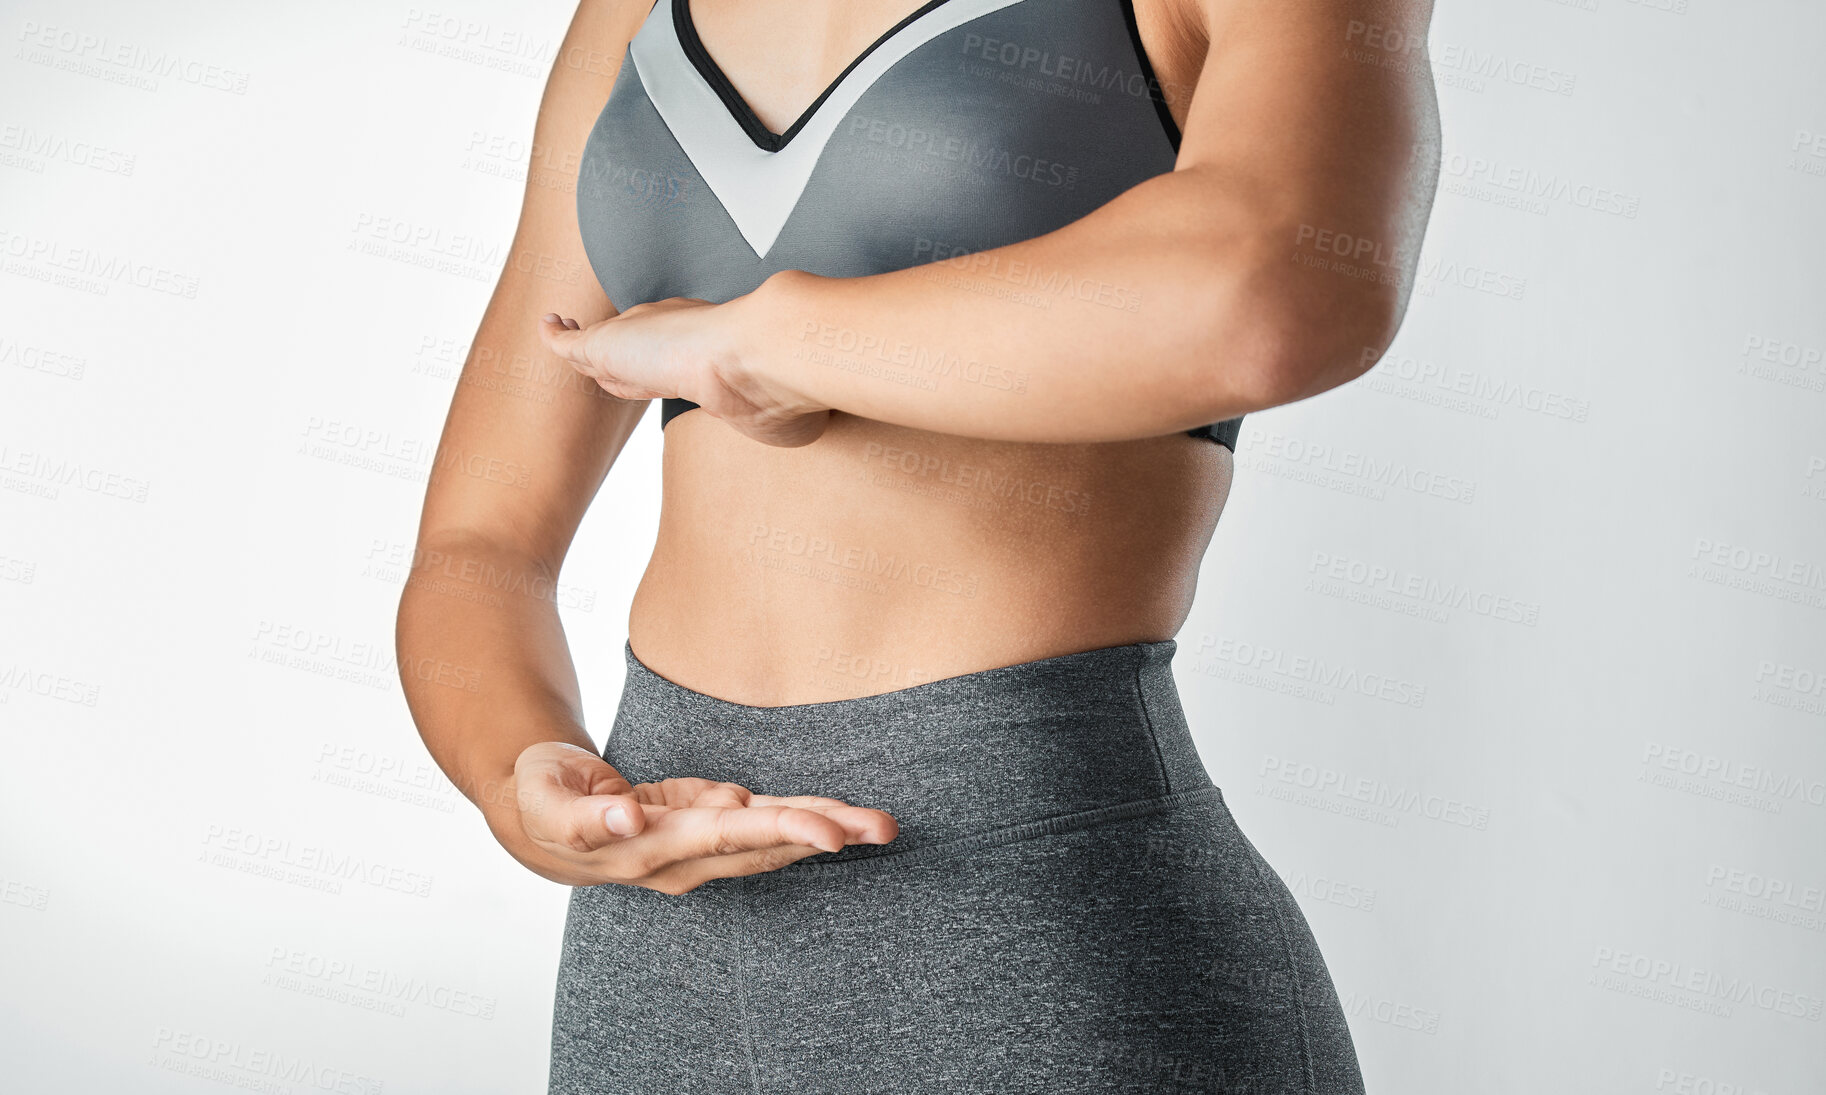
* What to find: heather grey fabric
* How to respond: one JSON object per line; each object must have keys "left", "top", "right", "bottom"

{"left": 575, "top": 0, "right": 1245, "bottom": 450}
{"left": 548, "top": 640, "right": 1364, "bottom": 1093}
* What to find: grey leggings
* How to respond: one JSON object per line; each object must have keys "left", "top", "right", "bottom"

{"left": 549, "top": 639, "right": 1366, "bottom": 1094}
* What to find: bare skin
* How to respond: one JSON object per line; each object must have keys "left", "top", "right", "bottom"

{"left": 397, "top": 0, "right": 1441, "bottom": 895}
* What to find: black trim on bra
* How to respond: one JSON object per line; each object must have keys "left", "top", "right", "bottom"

{"left": 674, "top": 0, "right": 957, "bottom": 153}
{"left": 665, "top": 397, "right": 1241, "bottom": 451}
{"left": 1187, "top": 417, "right": 1242, "bottom": 451}
{"left": 1116, "top": 0, "right": 1182, "bottom": 154}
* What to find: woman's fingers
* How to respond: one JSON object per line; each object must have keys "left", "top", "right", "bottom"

{"left": 511, "top": 744, "right": 650, "bottom": 854}
{"left": 569, "top": 793, "right": 652, "bottom": 852}
{"left": 743, "top": 793, "right": 847, "bottom": 807}
{"left": 537, "top": 313, "right": 588, "bottom": 363}
{"left": 746, "top": 795, "right": 900, "bottom": 845}
{"left": 537, "top": 298, "right": 830, "bottom": 448}
{"left": 518, "top": 781, "right": 649, "bottom": 854}
{"left": 618, "top": 803, "right": 848, "bottom": 880}
{"left": 644, "top": 844, "right": 833, "bottom": 895}
{"left": 536, "top": 312, "right": 676, "bottom": 401}
{"left": 630, "top": 776, "right": 750, "bottom": 809}
{"left": 512, "top": 755, "right": 900, "bottom": 890}
{"left": 638, "top": 805, "right": 859, "bottom": 893}
{"left": 664, "top": 810, "right": 897, "bottom": 890}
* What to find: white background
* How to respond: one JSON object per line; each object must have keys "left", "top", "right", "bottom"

{"left": 3, "top": 0, "right": 1824, "bottom": 1092}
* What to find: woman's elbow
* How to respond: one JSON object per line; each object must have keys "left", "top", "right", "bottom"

{"left": 1248, "top": 277, "right": 1407, "bottom": 408}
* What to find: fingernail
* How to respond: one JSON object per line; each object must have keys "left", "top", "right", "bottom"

{"left": 541, "top": 313, "right": 559, "bottom": 324}
{"left": 605, "top": 805, "right": 634, "bottom": 835}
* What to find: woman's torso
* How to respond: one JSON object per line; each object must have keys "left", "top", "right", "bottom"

{"left": 582, "top": 0, "right": 1235, "bottom": 705}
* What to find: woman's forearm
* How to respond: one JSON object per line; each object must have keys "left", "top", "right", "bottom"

{"left": 394, "top": 534, "right": 599, "bottom": 881}
{"left": 721, "top": 164, "right": 1401, "bottom": 445}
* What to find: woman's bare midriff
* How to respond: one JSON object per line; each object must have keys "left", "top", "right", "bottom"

{"left": 624, "top": 0, "right": 1224, "bottom": 706}
{"left": 627, "top": 409, "right": 1232, "bottom": 706}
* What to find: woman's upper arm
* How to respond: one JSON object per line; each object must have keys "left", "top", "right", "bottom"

{"left": 415, "top": 0, "right": 652, "bottom": 570}
{"left": 1172, "top": 0, "right": 1442, "bottom": 394}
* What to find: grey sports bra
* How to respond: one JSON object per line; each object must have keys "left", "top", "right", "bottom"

{"left": 575, "top": 0, "right": 1245, "bottom": 450}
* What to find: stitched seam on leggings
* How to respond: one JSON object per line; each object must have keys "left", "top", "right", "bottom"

{"left": 1243, "top": 842, "right": 1315, "bottom": 1094}
{"left": 734, "top": 877, "right": 763, "bottom": 1095}
{"left": 786, "top": 784, "right": 1223, "bottom": 879}
{"left": 1132, "top": 653, "right": 1173, "bottom": 795}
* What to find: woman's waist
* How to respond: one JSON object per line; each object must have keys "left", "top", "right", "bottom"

{"left": 636, "top": 531, "right": 1209, "bottom": 668}
{"left": 627, "top": 578, "right": 1195, "bottom": 705}
{"left": 604, "top": 637, "right": 1213, "bottom": 865}
{"left": 642, "top": 414, "right": 1229, "bottom": 683}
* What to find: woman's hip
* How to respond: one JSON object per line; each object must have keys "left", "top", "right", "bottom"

{"left": 599, "top": 637, "right": 1215, "bottom": 867}
{"left": 551, "top": 639, "right": 1364, "bottom": 1091}
{"left": 553, "top": 784, "right": 1363, "bottom": 1094}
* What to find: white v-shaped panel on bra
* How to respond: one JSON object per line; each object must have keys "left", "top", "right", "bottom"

{"left": 634, "top": 0, "right": 1030, "bottom": 258}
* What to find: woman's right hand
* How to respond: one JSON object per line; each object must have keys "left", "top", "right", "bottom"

{"left": 510, "top": 741, "right": 899, "bottom": 894}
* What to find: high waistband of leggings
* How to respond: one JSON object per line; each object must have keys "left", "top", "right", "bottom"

{"left": 605, "top": 638, "right": 1217, "bottom": 868}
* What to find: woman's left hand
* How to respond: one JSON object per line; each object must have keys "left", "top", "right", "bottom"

{"left": 537, "top": 294, "right": 832, "bottom": 448}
